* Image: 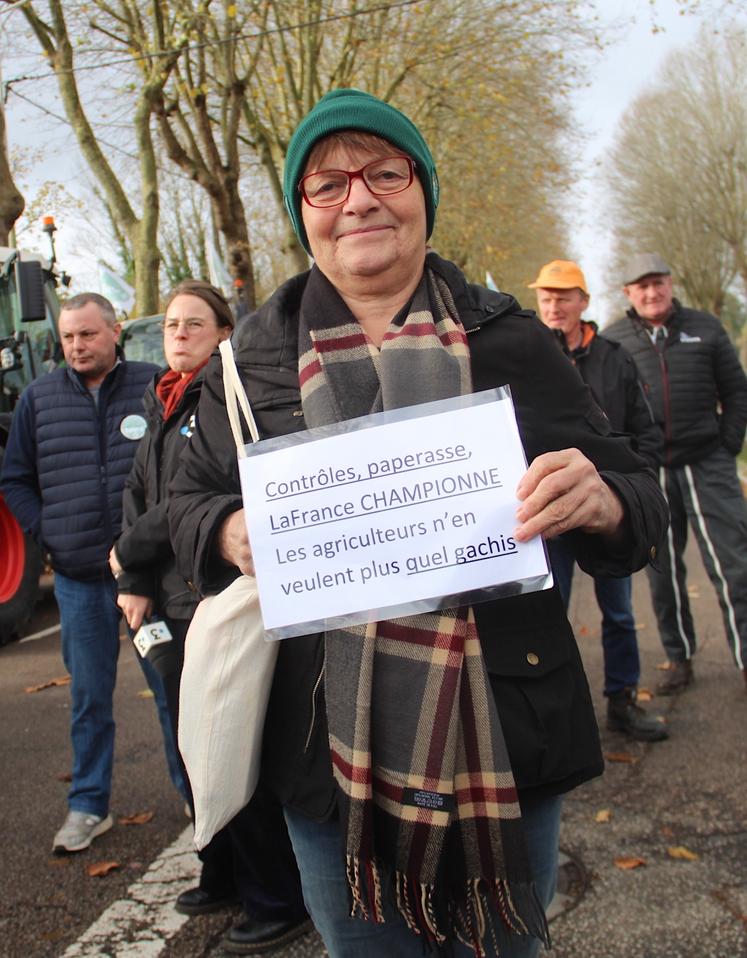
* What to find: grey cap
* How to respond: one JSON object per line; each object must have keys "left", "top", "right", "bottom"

{"left": 622, "top": 252, "right": 671, "bottom": 285}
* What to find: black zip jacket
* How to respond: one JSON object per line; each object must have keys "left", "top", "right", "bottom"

{"left": 560, "top": 321, "right": 663, "bottom": 468}
{"left": 168, "top": 255, "right": 668, "bottom": 819}
{"left": 603, "top": 302, "right": 747, "bottom": 467}
{"left": 115, "top": 369, "right": 203, "bottom": 619}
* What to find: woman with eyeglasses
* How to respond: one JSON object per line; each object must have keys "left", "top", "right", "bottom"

{"left": 110, "top": 279, "right": 234, "bottom": 640}
{"left": 168, "top": 91, "right": 668, "bottom": 957}
{"left": 110, "top": 279, "right": 308, "bottom": 955}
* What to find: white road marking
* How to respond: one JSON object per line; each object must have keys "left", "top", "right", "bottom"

{"left": 19, "top": 623, "right": 60, "bottom": 643}
{"left": 61, "top": 826, "right": 200, "bottom": 957}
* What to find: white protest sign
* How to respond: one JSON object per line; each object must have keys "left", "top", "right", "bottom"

{"left": 239, "top": 390, "right": 551, "bottom": 639}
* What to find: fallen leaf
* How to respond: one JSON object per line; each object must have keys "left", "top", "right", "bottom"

{"left": 118, "top": 811, "right": 154, "bottom": 826}
{"left": 595, "top": 809, "right": 612, "bottom": 823}
{"left": 604, "top": 751, "right": 637, "bottom": 764}
{"left": 136, "top": 689, "right": 155, "bottom": 699}
{"left": 667, "top": 845, "right": 699, "bottom": 861}
{"left": 661, "top": 825, "right": 675, "bottom": 838}
{"left": 56, "top": 772, "right": 72, "bottom": 782}
{"left": 686, "top": 586, "right": 700, "bottom": 598}
{"left": 656, "top": 660, "right": 672, "bottom": 672}
{"left": 637, "top": 687, "right": 653, "bottom": 702}
{"left": 634, "top": 622, "right": 646, "bottom": 630}
{"left": 577, "top": 625, "right": 589, "bottom": 637}
{"left": 87, "top": 861, "right": 120, "bottom": 878}
{"left": 40, "top": 931, "right": 67, "bottom": 943}
{"left": 614, "top": 856, "right": 646, "bottom": 870}
{"left": 48, "top": 858, "right": 70, "bottom": 868}
{"left": 25, "top": 676, "right": 71, "bottom": 694}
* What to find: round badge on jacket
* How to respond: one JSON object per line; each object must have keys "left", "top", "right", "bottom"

{"left": 120, "top": 414, "right": 147, "bottom": 440}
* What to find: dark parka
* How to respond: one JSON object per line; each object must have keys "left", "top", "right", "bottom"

{"left": 0, "top": 352, "right": 157, "bottom": 579}
{"left": 168, "top": 255, "right": 668, "bottom": 821}
{"left": 603, "top": 302, "right": 747, "bottom": 467}
{"left": 560, "top": 320, "right": 663, "bottom": 468}
{"left": 114, "top": 370, "right": 203, "bottom": 620}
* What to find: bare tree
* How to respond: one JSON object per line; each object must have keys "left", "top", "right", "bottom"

{"left": 239, "top": 0, "right": 590, "bottom": 294}
{"left": 5, "top": 0, "right": 592, "bottom": 308}
{"left": 95, "top": 1, "right": 263, "bottom": 307}
{"left": 5, "top": 0, "right": 182, "bottom": 314}
{"left": 0, "top": 59, "right": 24, "bottom": 244}
{"left": 605, "top": 26, "right": 747, "bottom": 356}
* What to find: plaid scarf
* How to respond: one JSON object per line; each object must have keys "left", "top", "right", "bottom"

{"left": 298, "top": 258, "right": 549, "bottom": 955}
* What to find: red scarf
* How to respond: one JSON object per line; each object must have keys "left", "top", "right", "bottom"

{"left": 156, "top": 360, "right": 207, "bottom": 420}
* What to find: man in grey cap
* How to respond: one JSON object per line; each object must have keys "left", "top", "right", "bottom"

{"left": 605, "top": 254, "right": 747, "bottom": 694}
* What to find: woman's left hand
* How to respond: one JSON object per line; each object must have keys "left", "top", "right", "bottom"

{"left": 109, "top": 546, "right": 123, "bottom": 577}
{"left": 514, "top": 448, "right": 625, "bottom": 543}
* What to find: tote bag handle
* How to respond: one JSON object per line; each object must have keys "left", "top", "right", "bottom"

{"left": 219, "top": 338, "right": 259, "bottom": 456}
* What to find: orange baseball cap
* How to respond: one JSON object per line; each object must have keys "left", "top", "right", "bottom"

{"left": 528, "top": 260, "right": 589, "bottom": 295}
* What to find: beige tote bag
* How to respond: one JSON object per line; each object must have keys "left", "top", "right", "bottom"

{"left": 178, "top": 339, "right": 278, "bottom": 850}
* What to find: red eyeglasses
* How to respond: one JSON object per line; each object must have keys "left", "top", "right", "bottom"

{"left": 298, "top": 156, "right": 416, "bottom": 208}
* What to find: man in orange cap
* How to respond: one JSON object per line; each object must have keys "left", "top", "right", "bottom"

{"left": 530, "top": 260, "right": 667, "bottom": 741}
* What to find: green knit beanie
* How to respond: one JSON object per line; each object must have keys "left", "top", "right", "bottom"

{"left": 283, "top": 88, "right": 439, "bottom": 254}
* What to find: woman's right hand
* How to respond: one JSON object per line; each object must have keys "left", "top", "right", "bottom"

{"left": 117, "top": 593, "right": 153, "bottom": 632}
{"left": 218, "top": 509, "right": 255, "bottom": 575}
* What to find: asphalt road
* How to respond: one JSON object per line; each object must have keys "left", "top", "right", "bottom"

{"left": 0, "top": 584, "right": 192, "bottom": 956}
{"left": 1, "top": 541, "right": 745, "bottom": 957}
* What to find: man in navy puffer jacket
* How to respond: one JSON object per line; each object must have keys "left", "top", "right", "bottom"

{"left": 1, "top": 293, "right": 159, "bottom": 853}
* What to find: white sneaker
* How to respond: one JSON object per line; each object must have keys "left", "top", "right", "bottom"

{"left": 52, "top": 810, "right": 113, "bottom": 854}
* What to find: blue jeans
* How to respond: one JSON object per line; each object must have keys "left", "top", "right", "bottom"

{"left": 54, "top": 572, "right": 121, "bottom": 818}
{"left": 284, "top": 794, "right": 562, "bottom": 958}
{"left": 548, "top": 538, "right": 640, "bottom": 695}
{"left": 135, "top": 652, "right": 189, "bottom": 802}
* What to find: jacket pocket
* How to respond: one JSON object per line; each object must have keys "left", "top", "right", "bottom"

{"left": 482, "top": 623, "right": 590, "bottom": 791}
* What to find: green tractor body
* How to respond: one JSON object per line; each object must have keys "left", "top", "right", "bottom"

{"left": 0, "top": 245, "right": 63, "bottom": 643}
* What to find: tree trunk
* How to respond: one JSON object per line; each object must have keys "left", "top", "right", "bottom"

{"left": 256, "top": 136, "right": 308, "bottom": 275}
{"left": 21, "top": 1, "right": 163, "bottom": 315}
{"left": 210, "top": 172, "right": 256, "bottom": 309}
{"left": 131, "top": 91, "right": 161, "bottom": 315}
{"left": 739, "top": 327, "right": 747, "bottom": 371}
{"left": 0, "top": 63, "right": 24, "bottom": 245}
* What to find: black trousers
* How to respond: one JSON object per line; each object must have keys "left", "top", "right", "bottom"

{"left": 160, "top": 618, "right": 306, "bottom": 920}
{"left": 648, "top": 448, "right": 747, "bottom": 670}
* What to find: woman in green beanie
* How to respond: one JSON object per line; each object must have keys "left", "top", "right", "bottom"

{"left": 169, "top": 89, "right": 667, "bottom": 957}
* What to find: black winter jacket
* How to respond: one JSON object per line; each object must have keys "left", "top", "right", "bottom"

{"left": 1, "top": 353, "right": 157, "bottom": 579}
{"left": 114, "top": 369, "right": 203, "bottom": 620}
{"left": 604, "top": 302, "right": 747, "bottom": 467}
{"left": 560, "top": 321, "right": 663, "bottom": 468}
{"left": 168, "top": 255, "right": 668, "bottom": 819}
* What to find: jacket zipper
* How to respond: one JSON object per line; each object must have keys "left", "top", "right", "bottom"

{"left": 303, "top": 659, "right": 325, "bottom": 753}
{"left": 651, "top": 339, "right": 673, "bottom": 466}
{"left": 96, "top": 382, "right": 115, "bottom": 548}
{"left": 83, "top": 387, "right": 113, "bottom": 546}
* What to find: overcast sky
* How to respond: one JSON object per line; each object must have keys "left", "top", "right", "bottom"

{"left": 568, "top": 0, "right": 744, "bottom": 324}
{"left": 3, "top": 0, "right": 744, "bottom": 310}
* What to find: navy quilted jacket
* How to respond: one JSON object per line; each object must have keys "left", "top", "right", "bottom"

{"left": 1, "top": 353, "right": 158, "bottom": 579}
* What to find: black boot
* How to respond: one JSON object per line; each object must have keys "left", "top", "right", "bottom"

{"left": 221, "top": 916, "right": 314, "bottom": 954}
{"left": 656, "top": 659, "right": 693, "bottom": 695}
{"left": 174, "top": 886, "right": 238, "bottom": 915}
{"left": 606, "top": 688, "right": 669, "bottom": 742}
